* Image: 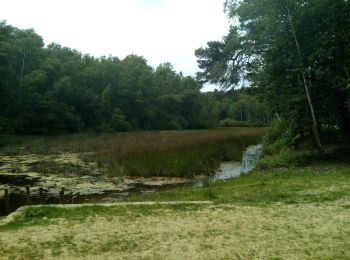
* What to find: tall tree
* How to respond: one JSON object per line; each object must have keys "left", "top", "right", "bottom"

{"left": 196, "top": 0, "right": 350, "bottom": 151}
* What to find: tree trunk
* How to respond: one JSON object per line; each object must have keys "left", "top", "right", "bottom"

{"left": 286, "top": 4, "right": 325, "bottom": 155}
{"left": 19, "top": 49, "right": 26, "bottom": 105}
{"left": 275, "top": 113, "right": 282, "bottom": 122}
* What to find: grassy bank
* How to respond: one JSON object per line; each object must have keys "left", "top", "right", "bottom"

{"left": 0, "top": 128, "right": 264, "bottom": 177}
{"left": 124, "top": 161, "right": 350, "bottom": 204}
{"left": 1, "top": 162, "right": 350, "bottom": 259}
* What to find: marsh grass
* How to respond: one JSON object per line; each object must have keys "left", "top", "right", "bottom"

{"left": 71, "top": 128, "right": 264, "bottom": 177}
{"left": 103, "top": 136, "right": 259, "bottom": 177}
{"left": 0, "top": 128, "right": 265, "bottom": 177}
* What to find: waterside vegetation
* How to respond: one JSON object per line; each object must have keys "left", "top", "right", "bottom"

{"left": 0, "top": 127, "right": 264, "bottom": 178}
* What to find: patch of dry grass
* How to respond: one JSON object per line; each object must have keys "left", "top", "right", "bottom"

{"left": 0, "top": 202, "right": 349, "bottom": 259}
{"left": 63, "top": 128, "right": 264, "bottom": 155}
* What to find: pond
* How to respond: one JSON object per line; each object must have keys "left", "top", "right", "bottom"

{"left": 0, "top": 144, "right": 263, "bottom": 216}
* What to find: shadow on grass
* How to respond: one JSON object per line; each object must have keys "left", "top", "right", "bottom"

{"left": 0, "top": 203, "right": 205, "bottom": 232}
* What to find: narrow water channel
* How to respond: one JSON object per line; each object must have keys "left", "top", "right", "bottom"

{"left": 193, "top": 144, "right": 263, "bottom": 186}
{"left": 213, "top": 144, "right": 263, "bottom": 180}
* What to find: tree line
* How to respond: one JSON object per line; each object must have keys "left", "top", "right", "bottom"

{"left": 0, "top": 21, "right": 270, "bottom": 135}
{"left": 196, "top": 0, "right": 350, "bottom": 152}
{"left": 203, "top": 88, "right": 271, "bottom": 127}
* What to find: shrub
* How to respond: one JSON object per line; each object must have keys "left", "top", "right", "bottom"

{"left": 263, "top": 121, "right": 301, "bottom": 155}
{"left": 256, "top": 148, "right": 307, "bottom": 169}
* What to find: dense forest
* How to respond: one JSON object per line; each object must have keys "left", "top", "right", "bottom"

{"left": 196, "top": 0, "right": 350, "bottom": 153}
{"left": 0, "top": 21, "right": 269, "bottom": 134}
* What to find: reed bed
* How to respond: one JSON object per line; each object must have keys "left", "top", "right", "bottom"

{"left": 0, "top": 128, "right": 265, "bottom": 177}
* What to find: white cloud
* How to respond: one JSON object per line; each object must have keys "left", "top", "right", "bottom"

{"left": 0, "top": 0, "right": 229, "bottom": 80}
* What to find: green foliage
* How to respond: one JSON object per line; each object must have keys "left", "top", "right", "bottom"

{"left": 196, "top": 0, "right": 350, "bottom": 146}
{"left": 256, "top": 148, "right": 307, "bottom": 169}
{"left": 0, "top": 21, "right": 220, "bottom": 134}
{"left": 258, "top": 121, "right": 306, "bottom": 168}
{"left": 204, "top": 89, "right": 271, "bottom": 127}
{"left": 110, "top": 108, "right": 130, "bottom": 132}
{"left": 0, "top": 20, "right": 273, "bottom": 135}
{"left": 263, "top": 121, "right": 301, "bottom": 152}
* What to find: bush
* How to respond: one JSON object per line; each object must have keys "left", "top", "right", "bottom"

{"left": 263, "top": 121, "right": 301, "bottom": 155}
{"left": 256, "top": 148, "right": 307, "bottom": 169}
{"left": 258, "top": 120, "right": 306, "bottom": 169}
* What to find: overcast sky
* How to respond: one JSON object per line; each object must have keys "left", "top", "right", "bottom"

{"left": 1, "top": 0, "right": 230, "bottom": 91}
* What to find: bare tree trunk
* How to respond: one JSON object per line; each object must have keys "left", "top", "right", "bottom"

{"left": 275, "top": 113, "right": 282, "bottom": 122}
{"left": 286, "top": 5, "right": 325, "bottom": 155}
